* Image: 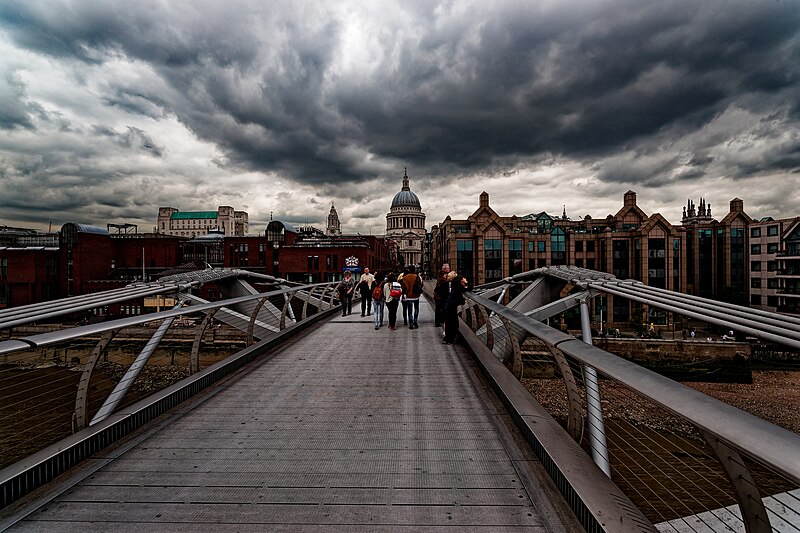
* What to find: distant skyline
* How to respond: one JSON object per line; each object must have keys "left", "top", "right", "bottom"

{"left": 1, "top": 1, "right": 799, "bottom": 234}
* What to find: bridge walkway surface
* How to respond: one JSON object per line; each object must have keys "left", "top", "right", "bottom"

{"left": 5, "top": 299, "right": 579, "bottom": 531}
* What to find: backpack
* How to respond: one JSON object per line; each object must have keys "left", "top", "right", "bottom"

{"left": 389, "top": 282, "right": 402, "bottom": 298}
{"left": 372, "top": 284, "right": 383, "bottom": 301}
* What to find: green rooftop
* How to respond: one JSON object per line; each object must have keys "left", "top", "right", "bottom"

{"left": 170, "top": 211, "right": 218, "bottom": 220}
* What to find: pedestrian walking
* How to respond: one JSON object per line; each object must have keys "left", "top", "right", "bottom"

{"left": 443, "top": 272, "right": 470, "bottom": 344}
{"left": 433, "top": 263, "right": 450, "bottom": 327}
{"left": 358, "top": 267, "right": 375, "bottom": 316}
{"left": 384, "top": 273, "right": 402, "bottom": 330}
{"left": 401, "top": 265, "right": 423, "bottom": 329}
{"left": 372, "top": 275, "right": 385, "bottom": 329}
{"left": 336, "top": 270, "right": 355, "bottom": 316}
{"left": 398, "top": 272, "right": 409, "bottom": 325}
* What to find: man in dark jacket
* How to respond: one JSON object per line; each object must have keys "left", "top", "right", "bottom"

{"left": 433, "top": 263, "right": 450, "bottom": 327}
{"left": 358, "top": 267, "right": 375, "bottom": 316}
{"left": 443, "top": 272, "right": 469, "bottom": 344}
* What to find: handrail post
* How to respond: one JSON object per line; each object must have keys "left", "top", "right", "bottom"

{"left": 579, "top": 296, "right": 611, "bottom": 476}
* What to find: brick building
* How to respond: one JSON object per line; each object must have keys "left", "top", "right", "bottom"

{"left": 265, "top": 221, "right": 393, "bottom": 283}
{"left": 431, "top": 190, "right": 785, "bottom": 324}
{"left": 0, "top": 246, "right": 59, "bottom": 308}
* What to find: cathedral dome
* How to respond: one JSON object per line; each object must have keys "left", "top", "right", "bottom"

{"left": 391, "top": 189, "right": 421, "bottom": 209}
{"left": 390, "top": 169, "right": 421, "bottom": 209}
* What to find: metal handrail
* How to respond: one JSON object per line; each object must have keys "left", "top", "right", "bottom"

{"left": 464, "top": 290, "right": 800, "bottom": 485}
{"left": 0, "top": 281, "right": 342, "bottom": 356}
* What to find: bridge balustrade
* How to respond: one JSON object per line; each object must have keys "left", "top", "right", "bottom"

{"left": 459, "top": 287, "right": 800, "bottom": 532}
{"left": 0, "top": 280, "right": 354, "bottom": 509}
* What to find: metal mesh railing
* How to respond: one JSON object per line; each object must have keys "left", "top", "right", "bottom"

{"left": 0, "top": 281, "right": 343, "bottom": 474}
{"left": 461, "top": 289, "right": 800, "bottom": 532}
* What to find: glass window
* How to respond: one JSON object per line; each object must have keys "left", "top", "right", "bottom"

{"left": 750, "top": 227, "right": 761, "bottom": 238}
{"left": 767, "top": 261, "right": 777, "bottom": 272}
{"left": 484, "top": 239, "right": 502, "bottom": 281}
{"left": 586, "top": 241, "right": 595, "bottom": 253}
{"left": 751, "top": 294, "right": 762, "bottom": 305}
{"left": 751, "top": 244, "right": 761, "bottom": 254}
{"left": 767, "top": 225, "right": 779, "bottom": 236}
{"left": 751, "top": 278, "right": 761, "bottom": 288}
{"left": 509, "top": 239, "right": 523, "bottom": 276}
{"left": 751, "top": 261, "right": 761, "bottom": 271}
{"left": 767, "top": 243, "right": 779, "bottom": 254}
{"left": 537, "top": 241, "right": 546, "bottom": 252}
{"left": 457, "top": 239, "right": 474, "bottom": 282}
{"left": 575, "top": 241, "right": 583, "bottom": 252}
{"left": 550, "top": 228, "right": 566, "bottom": 265}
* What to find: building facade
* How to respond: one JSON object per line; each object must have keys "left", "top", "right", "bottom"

{"left": 774, "top": 219, "right": 800, "bottom": 315}
{"left": 431, "top": 190, "right": 783, "bottom": 324}
{"left": 265, "top": 221, "right": 392, "bottom": 282}
{"left": 386, "top": 169, "right": 426, "bottom": 269}
{"left": 156, "top": 206, "right": 248, "bottom": 237}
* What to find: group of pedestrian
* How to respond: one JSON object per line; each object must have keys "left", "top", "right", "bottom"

{"left": 378, "top": 266, "right": 423, "bottom": 330}
{"left": 335, "top": 263, "right": 470, "bottom": 341}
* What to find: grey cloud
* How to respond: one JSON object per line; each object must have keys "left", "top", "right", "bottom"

{"left": 6, "top": 1, "right": 800, "bottom": 185}
{"left": 2, "top": 0, "right": 800, "bottom": 228}
{"left": 0, "top": 69, "right": 36, "bottom": 130}
{"left": 89, "top": 125, "right": 162, "bottom": 156}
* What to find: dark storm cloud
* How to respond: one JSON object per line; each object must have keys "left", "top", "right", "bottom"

{"left": 0, "top": 68, "right": 38, "bottom": 130}
{"left": 89, "top": 125, "right": 163, "bottom": 156}
{"left": 1, "top": 0, "right": 800, "bottom": 213}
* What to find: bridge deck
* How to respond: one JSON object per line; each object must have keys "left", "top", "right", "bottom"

{"left": 9, "top": 300, "right": 573, "bottom": 531}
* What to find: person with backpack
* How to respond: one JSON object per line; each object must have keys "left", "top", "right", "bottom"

{"left": 401, "top": 265, "right": 422, "bottom": 329}
{"left": 371, "top": 273, "right": 385, "bottom": 329}
{"left": 384, "top": 273, "right": 402, "bottom": 330}
{"left": 358, "top": 267, "right": 375, "bottom": 317}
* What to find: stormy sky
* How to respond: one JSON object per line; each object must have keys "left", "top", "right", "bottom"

{"left": 1, "top": 0, "right": 799, "bottom": 234}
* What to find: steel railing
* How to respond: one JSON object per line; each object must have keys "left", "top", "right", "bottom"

{"left": 0, "top": 280, "right": 351, "bottom": 510}
{"left": 457, "top": 287, "right": 800, "bottom": 532}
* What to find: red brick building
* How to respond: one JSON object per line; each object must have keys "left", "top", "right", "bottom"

{"left": 0, "top": 247, "right": 59, "bottom": 308}
{"left": 59, "top": 223, "right": 115, "bottom": 298}
{"left": 264, "top": 221, "right": 394, "bottom": 282}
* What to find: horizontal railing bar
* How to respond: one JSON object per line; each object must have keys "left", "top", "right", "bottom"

{"left": 611, "top": 280, "right": 800, "bottom": 328}
{"left": 0, "top": 282, "right": 339, "bottom": 355}
{"left": 466, "top": 290, "right": 800, "bottom": 486}
{"left": 0, "top": 269, "right": 285, "bottom": 329}
{"left": 592, "top": 283, "right": 800, "bottom": 349}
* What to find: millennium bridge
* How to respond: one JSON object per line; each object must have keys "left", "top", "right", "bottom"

{"left": 0, "top": 266, "right": 798, "bottom": 532}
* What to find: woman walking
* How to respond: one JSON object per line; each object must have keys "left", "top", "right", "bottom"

{"left": 384, "top": 273, "right": 402, "bottom": 330}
